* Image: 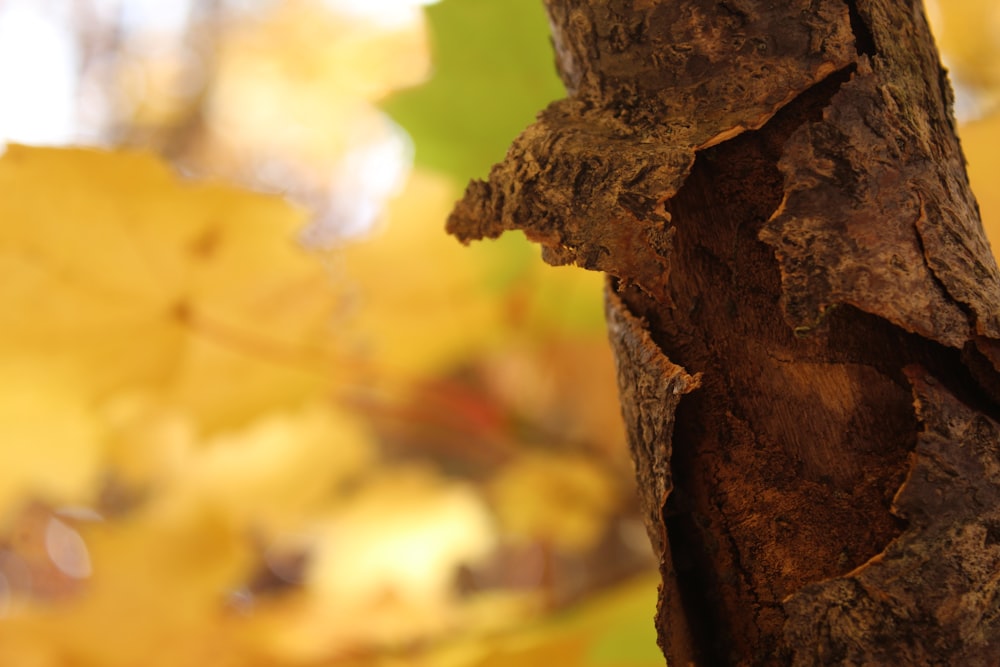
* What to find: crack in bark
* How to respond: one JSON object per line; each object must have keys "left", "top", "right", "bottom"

{"left": 911, "top": 191, "right": 977, "bottom": 328}
{"left": 845, "top": 0, "right": 877, "bottom": 57}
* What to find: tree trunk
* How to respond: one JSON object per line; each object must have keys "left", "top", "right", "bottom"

{"left": 447, "top": 1, "right": 1000, "bottom": 664}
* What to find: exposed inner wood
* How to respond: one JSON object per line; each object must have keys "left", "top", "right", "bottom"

{"left": 617, "top": 68, "right": 902, "bottom": 661}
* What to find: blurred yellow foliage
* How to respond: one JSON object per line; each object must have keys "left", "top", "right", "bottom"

{"left": 338, "top": 169, "right": 509, "bottom": 376}
{"left": 264, "top": 466, "right": 498, "bottom": 662}
{"left": 490, "top": 453, "right": 619, "bottom": 551}
{"left": 0, "top": 144, "right": 507, "bottom": 665}
{"left": 0, "top": 145, "right": 335, "bottom": 433}
{"left": 926, "top": 0, "right": 1000, "bottom": 117}
{"left": 963, "top": 112, "right": 1000, "bottom": 250}
{"left": 0, "top": 361, "right": 102, "bottom": 517}
{"left": 0, "top": 140, "right": 635, "bottom": 666}
{"left": 207, "top": 0, "right": 428, "bottom": 169}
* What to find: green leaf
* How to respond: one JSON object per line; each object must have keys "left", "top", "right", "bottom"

{"left": 581, "top": 574, "right": 665, "bottom": 666}
{"left": 383, "top": 0, "right": 565, "bottom": 182}
{"left": 585, "top": 609, "right": 664, "bottom": 666}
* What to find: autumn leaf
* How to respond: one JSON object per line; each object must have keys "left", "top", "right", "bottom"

{"left": 961, "top": 112, "right": 1000, "bottom": 248}
{"left": 490, "top": 452, "right": 619, "bottom": 551}
{"left": 469, "top": 574, "right": 664, "bottom": 667}
{"left": 0, "top": 360, "right": 104, "bottom": 517}
{"left": 0, "top": 145, "right": 339, "bottom": 433}
{"left": 207, "top": 0, "right": 429, "bottom": 166}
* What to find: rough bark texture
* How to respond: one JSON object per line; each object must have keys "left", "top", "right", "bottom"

{"left": 448, "top": 0, "right": 1000, "bottom": 664}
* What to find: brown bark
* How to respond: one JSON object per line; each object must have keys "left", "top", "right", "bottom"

{"left": 448, "top": 1, "right": 1000, "bottom": 664}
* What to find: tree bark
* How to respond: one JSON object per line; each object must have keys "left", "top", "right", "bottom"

{"left": 448, "top": 1, "right": 1000, "bottom": 664}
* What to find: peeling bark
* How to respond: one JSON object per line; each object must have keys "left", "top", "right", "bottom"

{"left": 448, "top": 0, "right": 1000, "bottom": 663}
{"left": 785, "top": 366, "right": 1000, "bottom": 665}
{"left": 448, "top": 0, "right": 856, "bottom": 295}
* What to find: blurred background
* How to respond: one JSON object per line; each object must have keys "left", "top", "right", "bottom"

{"left": 0, "top": 1, "right": 996, "bottom": 665}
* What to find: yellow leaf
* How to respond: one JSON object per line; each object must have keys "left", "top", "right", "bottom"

{"left": 468, "top": 574, "right": 663, "bottom": 667}
{"left": 0, "top": 145, "right": 338, "bottom": 431}
{"left": 178, "top": 401, "right": 375, "bottom": 531}
{"left": 255, "top": 466, "right": 496, "bottom": 662}
{"left": 927, "top": 0, "right": 1000, "bottom": 115}
{"left": 0, "top": 503, "right": 255, "bottom": 667}
{"left": 103, "top": 394, "right": 377, "bottom": 523}
{"left": 960, "top": 112, "right": 1000, "bottom": 254}
{"left": 0, "top": 360, "right": 102, "bottom": 519}
{"left": 490, "top": 453, "right": 619, "bottom": 551}
{"left": 208, "top": 0, "right": 429, "bottom": 163}
{"left": 338, "top": 168, "right": 508, "bottom": 376}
